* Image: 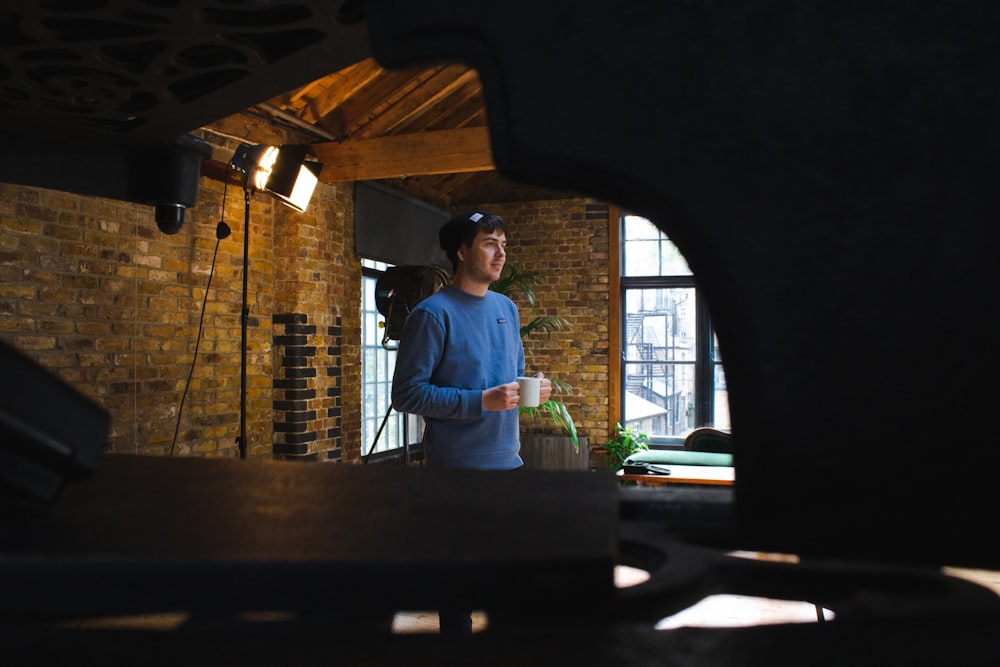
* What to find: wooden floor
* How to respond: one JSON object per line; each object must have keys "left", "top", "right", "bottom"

{"left": 64, "top": 562, "right": 1000, "bottom": 634}
{"left": 389, "top": 562, "right": 1000, "bottom": 633}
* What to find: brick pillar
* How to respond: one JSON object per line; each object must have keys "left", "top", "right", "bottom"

{"left": 271, "top": 312, "right": 342, "bottom": 461}
{"left": 272, "top": 313, "right": 317, "bottom": 459}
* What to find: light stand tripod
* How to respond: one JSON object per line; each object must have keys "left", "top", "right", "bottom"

{"left": 237, "top": 187, "right": 251, "bottom": 459}
{"left": 361, "top": 330, "right": 411, "bottom": 466}
{"left": 362, "top": 266, "right": 448, "bottom": 465}
{"left": 228, "top": 142, "right": 322, "bottom": 461}
{"left": 363, "top": 403, "right": 412, "bottom": 465}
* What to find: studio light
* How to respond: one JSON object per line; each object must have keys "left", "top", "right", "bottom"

{"left": 231, "top": 143, "right": 323, "bottom": 212}
{"left": 227, "top": 143, "right": 323, "bottom": 458}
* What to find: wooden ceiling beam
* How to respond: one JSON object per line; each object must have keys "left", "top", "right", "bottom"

{"left": 336, "top": 67, "right": 437, "bottom": 138}
{"left": 312, "top": 126, "right": 494, "bottom": 182}
{"left": 280, "top": 57, "right": 385, "bottom": 124}
{"left": 358, "top": 66, "right": 480, "bottom": 138}
{"left": 420, "top": 87, "right": 488, "bottom": 133}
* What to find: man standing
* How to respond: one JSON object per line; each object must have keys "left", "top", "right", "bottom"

{"left": 390, "top": 209, "right": 551, "bottom": 633}
{"left": 392, "top": 209, "right": 551, "bottom": 470}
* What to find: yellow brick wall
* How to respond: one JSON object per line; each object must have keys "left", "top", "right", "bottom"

{"left": 0, "top": 130, "right": 360, "bottom": 460}
{"left": 479, "top": 199, "right": 612, "bottom": 466}
{"left": 0, "top": 151, "right": 612, "bottom": 464}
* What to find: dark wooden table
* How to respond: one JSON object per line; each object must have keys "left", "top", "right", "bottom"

{"left": 0, "top": 454, "right": 619, "bottom": 624}
{"left": 3, "top": 455, "right": 998, "bottom": 666}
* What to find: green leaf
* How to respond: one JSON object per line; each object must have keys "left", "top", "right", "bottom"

{"left": 606, "top": 422, "right": 649, "bottom": 471}
{"left": 490, "top": 265, "right": 543, "bottom": 308}
{"left": 493, "top": 264, "right": 578, "bottom": 448}
{"left": 518, "top": 399, "right": 578, "bottom": 451}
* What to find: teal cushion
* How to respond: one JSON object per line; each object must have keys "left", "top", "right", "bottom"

{"left": 625, "top": 449, "right": 733, "bottom": 467}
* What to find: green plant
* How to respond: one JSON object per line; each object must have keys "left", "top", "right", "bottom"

{"left": 606, "top": 422, "right": 649, "bottom": 471}
{"left": 490, "top": 264, "right": 579, "bottom": 451}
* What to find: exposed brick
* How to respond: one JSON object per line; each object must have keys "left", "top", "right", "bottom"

{"left": 281, "top": 431, "right": 318, "bottom": 445}
{"left": 273, "top": 421, "right": 308, "bottom": 433}
{"left": 274, "top": 400, "right": 309, "bottom": 412}
{"left": 293, "top": 392, "right": 323, "bottom": 409}
{"left": 284, "top": 410, "right": 317, "bottom": 423}
{"left": 282, "top": 367, "right": 317, "bottom": 379}
{"left": 0, "top": 165, "right": 611, "bottom": 468}
{"left": 273, "top": 313, "right": 308, "bottom": 325}
{"left": 283, "top": 324, "right": 316, "bottom": 335}
{"left": 282, "top": 346, "right": 316, "bottom": 357}
{"left": 273, "top": 442, "right": 310, "bottom": 456}
{"left": 274, "top": 378, "right": 308, "bottom": 389}
{"left": 274, "top": 334, "right": 308, "bottom": 345}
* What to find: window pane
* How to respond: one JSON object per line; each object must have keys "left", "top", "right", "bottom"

{"left": 713, "top": 364, "right": 730, "bottom": 431}
{"left": 623, "top": 288, "right": 696, "bottom": 362}
{"left": 623, "top": 287, "right": 698, "bottom": 437}
{"left": 622, "top": 215, "right": 690, "bottom": 277}
{"left": 623, "top": 361, "right": 696, "bottom": 437}
{"left": 361, "top": 266, "right": 421, "bottom": 455}
{"left": 620, "top": 214, "right": 731, "bottom": 440}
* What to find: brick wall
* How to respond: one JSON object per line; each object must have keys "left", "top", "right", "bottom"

{"left": 480, "top": 199, "right": 612, "bottom": 467}
{"left": 0, "top": 146, "right": 611, "bottom": 464}
{"left": 0, "top": 179, "right": 252, "bottom": 456}
{"left": 268, "top": 163, "right": 360, "bottom": 462}
{"left": 0, "top": 129, "right": 360, "bottom": 460}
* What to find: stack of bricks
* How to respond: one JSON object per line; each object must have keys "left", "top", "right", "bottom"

{"left": 271, "top": 313, "right": 340, "bottom": 461}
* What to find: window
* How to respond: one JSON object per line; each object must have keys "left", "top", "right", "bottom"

{"left": 620, "top": 215, "right": 729, "bottom": 442}
{"left": 361, "top": 259, "right": 422, "bottom": 460}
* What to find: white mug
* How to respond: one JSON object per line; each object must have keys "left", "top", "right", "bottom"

{"left": 517, "top": 376, "right": 541, "bottom": 408}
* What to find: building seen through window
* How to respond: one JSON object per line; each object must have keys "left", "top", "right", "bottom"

{"left": 621, "top": 215, "right": 729, "bottom": 443}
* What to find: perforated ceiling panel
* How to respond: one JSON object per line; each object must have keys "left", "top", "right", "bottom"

{"left": 0, "top": 0, "right": 369, "bottom": 150}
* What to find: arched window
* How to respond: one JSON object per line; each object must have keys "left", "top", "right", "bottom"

{"left": 619, "top": 215, "right": 729, "bottom": 445}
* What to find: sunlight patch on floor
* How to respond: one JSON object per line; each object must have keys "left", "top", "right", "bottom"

{"left": 654, "top": 594, "right": 831, "bottom": 628}
{"left": 391, "top": 610, "right": 488, "bottom": 634}
{"left": 614, "top": 560, "right": 832, "bottom": 628}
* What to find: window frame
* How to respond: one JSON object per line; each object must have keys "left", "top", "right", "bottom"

{"left": 361, "top": 260, "right": 423, "bottom": 463}
{"left": 617, "top": 215, "right": 727, "bottom": 443}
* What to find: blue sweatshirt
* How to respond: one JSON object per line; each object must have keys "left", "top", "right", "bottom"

{"left": 391, "top": 286, "right": 525, "bottom": 469}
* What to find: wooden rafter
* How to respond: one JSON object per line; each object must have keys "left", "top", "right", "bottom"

{"left": 312, "top": 126, "right": 494, "bottom": 182}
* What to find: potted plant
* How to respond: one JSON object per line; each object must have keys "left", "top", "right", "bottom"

{"left": 606, "top": 422, "right": 649, "bottom": 485}
{"left": 605, "top": 422, "right": 649, "bottom": 471}
{"left": 490, "top": 265, "right": 584, "bottom": 467}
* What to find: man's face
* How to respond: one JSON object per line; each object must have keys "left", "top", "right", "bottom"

{"left": 459, "top": 229, "right": 507, "bottom": 284}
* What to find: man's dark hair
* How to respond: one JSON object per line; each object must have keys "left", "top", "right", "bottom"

{"left": 438, "top": 210, "right": 506, "bottom": 272}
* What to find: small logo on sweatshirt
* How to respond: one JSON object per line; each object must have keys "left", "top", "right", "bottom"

{"left": 497, "top": 317, "right": 507, "bottom": 324}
